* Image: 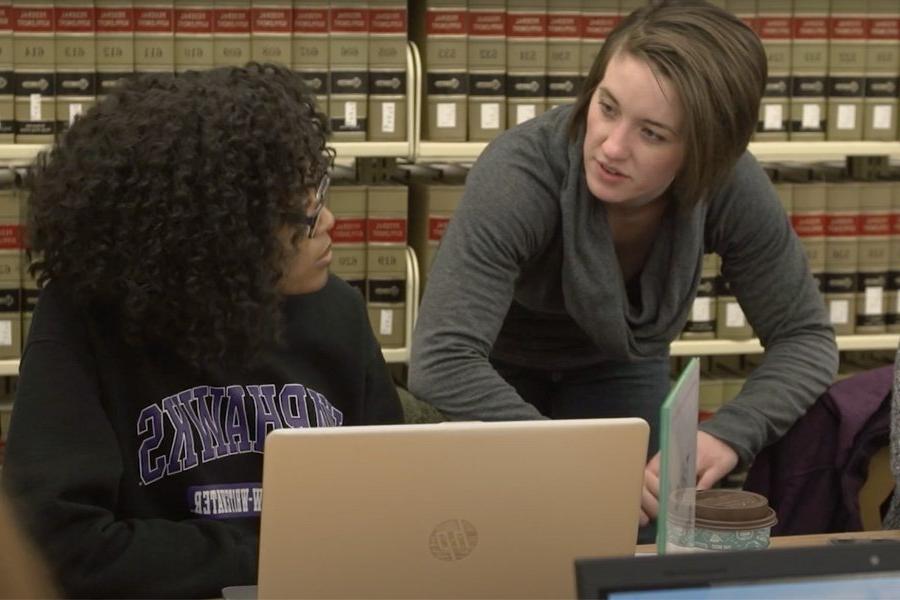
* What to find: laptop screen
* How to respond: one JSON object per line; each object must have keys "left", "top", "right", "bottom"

{"left": 576, "top": 542, "right": 900, "bottom": 599}
{"left": 608, "top": 571, "right": 900, "bottom": 599}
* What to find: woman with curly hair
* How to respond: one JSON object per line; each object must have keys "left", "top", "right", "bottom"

{"left": 1, "top": 63, "right": 403, "bottom": 598}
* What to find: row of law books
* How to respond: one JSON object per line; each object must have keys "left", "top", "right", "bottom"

{"left": 685, "top": 159, "right": 900, "bottom": 339}
{"left": 328, "top": 179, "right": 409, "bottom": 350}
{"left": 0, "top": 168, "right": 35, "bottom": 361}
{"left": 0, "top": 0, "right": 409, "bottom": 143}
{"left": 415, "top": 0, "right": 900, "bottom": 142}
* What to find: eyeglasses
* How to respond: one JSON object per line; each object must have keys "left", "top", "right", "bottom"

{"left": 285, "top": 174, "right": 330, "bottom": 239}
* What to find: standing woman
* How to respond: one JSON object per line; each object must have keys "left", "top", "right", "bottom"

{"left": 409, "top": 0, "right": 836, "bottom": 528}
{"left": 2, "top": 63, "right": 402, "bottom": 598}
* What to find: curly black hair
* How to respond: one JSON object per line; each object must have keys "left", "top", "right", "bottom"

{"left": 28, "top": 62, "right": 334, "bottom": 371}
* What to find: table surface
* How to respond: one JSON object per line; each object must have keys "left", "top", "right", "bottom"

{"left": 635, "top": 528, "right": 900, "bottom": 553}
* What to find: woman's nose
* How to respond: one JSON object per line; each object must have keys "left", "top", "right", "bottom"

{"left": 601, "top": 122, "right": 630, "bottom": 160}
{"left": 316, "top": 206, "right": 335, "bottom": 235}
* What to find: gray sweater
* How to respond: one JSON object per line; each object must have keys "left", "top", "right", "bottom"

{"left": 408, "top": 105, "right": 838, "bottom": 467}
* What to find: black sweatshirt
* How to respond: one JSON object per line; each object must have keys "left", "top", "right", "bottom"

{"left": 2, "top": 275, "right": 402, "bottom": 598}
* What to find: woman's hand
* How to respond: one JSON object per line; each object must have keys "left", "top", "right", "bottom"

{"left": 639, "top": 431, "right": 739, "bottom": 526}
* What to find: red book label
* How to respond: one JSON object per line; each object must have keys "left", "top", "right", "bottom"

{"left": 135, "top": 8, "right": 174, "bottom": 33}
{"left": 757, "top": 17, "right": 791, "bottom": 40}
{"left": 792, "top": 17, "right": 828, "bottom": 39}
{"left": 890, "top": 214, "right": 900, "bottom": 235}
{"left": 175, "top": 9, "right": 212, "bottom": 33}
{"left": 792, "top": 214, "right": 827, "bottom": 237}
{"left": 547, "top": 14, "right": 581, "bottom": 38}
{"left": 54, "top": 7, "right": 95, "bottom": 32}
{"left": 13, "top": 8, "right": 53, "bottom": 33}
{"left": 332, "top": 218, "right": 366, "bottom": 244}
{"left": 829, "top": 16, "right": 866, "bottom": 39}
{"left": 428, "top": 217, "right": 450, "bottom": 242}
{"left": 293, "top": 9, "right": 327, "bottom": 34}
{"left": 468, "top": 10, "right": 504, "bottom": 36}
{"left": 330, "top": 7, "right": 367, "bottom": 33}
{"left": 251, "top": 8, "right": 290, "bottom": 33}
{"left": 0, "top": 7, "right": 10, "bottom": 30}
{"left": 583, "top": 15, "right": 619, "bottom": 39}
{"left": 214, "top": 9, "right": 250, "bottom": 33}
{"left": 369, "top": 8, "right": 405, "bottom": 34}
{"left": 825, "top": 215, "right": 861, "bottom": 236}
{"left": 425, "top": 9, "right": 465, "bottom": 35}
{"left": 367, "top": 218, "right": 407, "bottom": 244}
{"left": 861, "top": 214, "right": 891, "bottom": 236}
{"left": 96, "top": 7, "right": 135, "bottom": 33}
{"left": 867, "top": 17, "right": 900, "bottom": 40}
{"left": 0, "top": 226, "right": 22, "bottom": 249}
{"left": 507, "top": 12, "right": 546, "bottom": 38}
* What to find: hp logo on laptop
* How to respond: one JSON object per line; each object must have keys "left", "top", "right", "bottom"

{"left": 429, "top": 519, "right": 479, "bottom": 561}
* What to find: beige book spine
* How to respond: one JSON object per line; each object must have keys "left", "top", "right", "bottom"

{"left": 824, "top": 178, "right": 860, "bottom": 335}
{"left": 755, "top": 0, "right": 791, "bottom": 140}
{"left": 863, "top": 0, "right": 899, "bottom": 140}
{"left": 792, "top": 176, "right": 827, "bottom": 291}
{"left": 0, "top": 174, "right": 20, "bottom": 359}
{"left": 545, "top": 0, "right": 579, "bottom": 110}
{"left": 773, "top": 179, "right": 794, "bottom": 217}
{"left": 466, "top": 0, "right": 505, "bottom": 142}
{"left": 791, "top": 0, "right": 829, "bottom": 140}
{"left": 366, "top": 184, "right": 407, "bottom": 349}
{"left": 505, "top": 0, "right": 546, "bottom": 129}
{"left": 367, "top": 0, "right": 406, "bottom": 141}
{"left": 213, "top": 0, "right": 250, "bottom": 67}
{"left": 95, "top": 0, "right": 134, "bottom": 100}
{"left": 174, "top": 0, "right": 213, "bottom": 72}
{"left": 55, "top": 0, "right": 96, "bottom": 133}
{"left": 134, "top": 0, "right": 174, "bottom": 73}
{"left": 855, "top": 180, "right": 891, "bottom": 332}
{"left": 827, "top": 0, "right": 866, "bottom": 140}
{"left": 291, "top": 1, "right": 328, "bottom": 112}
{"left": 715, "top": 262, "right": 754, "bottom": 340}
{"left": 412, "top": 0, "right": 468, "bottom": 141}
{"left": 329, "top": 184, "right": 367, "bottom": 296}
{"left": 408, "top": 179, "right": 463, "bottom": 294}
{"left": 683, "top": 253, "right": 719, "bottom": 339}
{"left": 13, "top": 0, "right": 56, "bottom": 143}
{"left": 251, "top": 0, "right": 291, "bottom": 66}
{"left": 329, "top": 0, "right": 368, "bottom": 140}
{"left": 579, "top": 0, "right": 617, "bottom": 80}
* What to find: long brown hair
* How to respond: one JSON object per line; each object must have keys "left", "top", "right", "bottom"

{"left": 570, "top": 0, "right": 766, "bottom": 209}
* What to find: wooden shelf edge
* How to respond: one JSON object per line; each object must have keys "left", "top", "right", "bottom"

{"left": 671, "top": 333, "right": 900, "bottom": 357}
{"left": 415, "top": 140, "right": 900, "bottom": 162}
{"left": 382, "top": 348, "right": 409, "bottom": 364}
{"left": 748, "top": 141, "right": 900, "bottom": 162}
{"left": 0, "top": 358, "right": 19, "bottom": 376}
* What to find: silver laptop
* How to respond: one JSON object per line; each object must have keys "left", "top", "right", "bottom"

{"left": 255, "top": 418, "right": 649, "bottom": 599}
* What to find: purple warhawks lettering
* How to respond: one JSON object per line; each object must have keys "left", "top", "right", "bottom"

{"left": 137, "top": 383, "right": 343, "bottom": 485}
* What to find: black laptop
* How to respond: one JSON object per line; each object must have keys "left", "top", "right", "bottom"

{"left": 576, "top": 541, "right": 900, "bottom": 599}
